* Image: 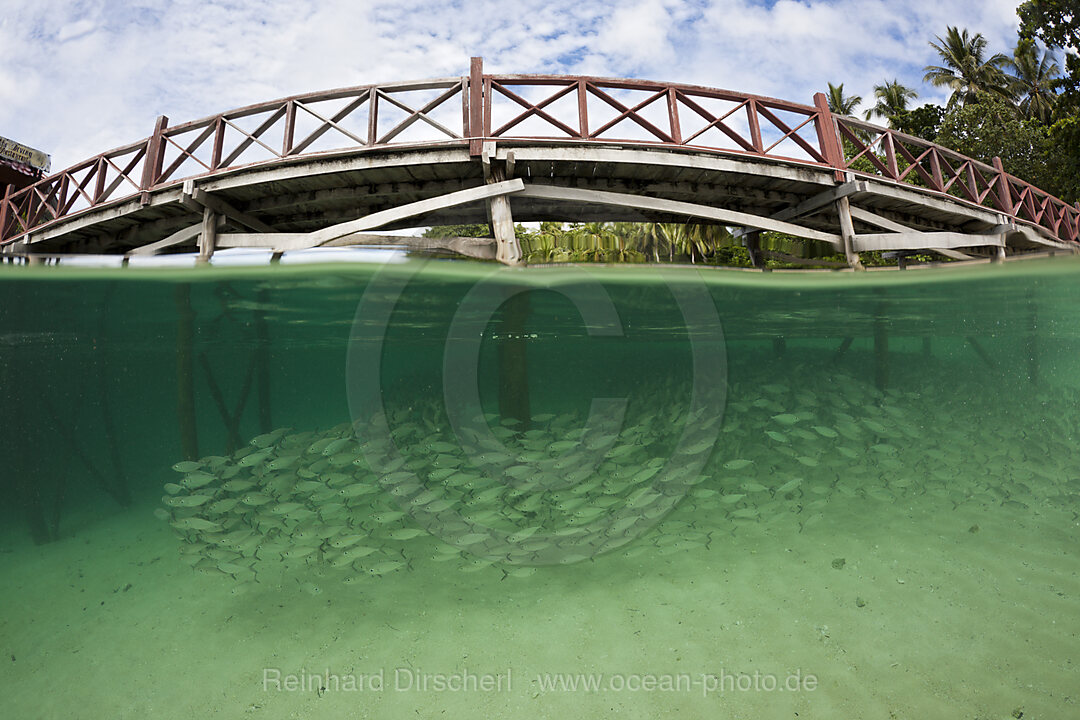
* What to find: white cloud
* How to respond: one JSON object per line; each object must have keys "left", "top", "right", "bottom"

{"left": 55, "top": 18, "right": 97, "bottom": 42}
{"left": 0, "top": 0, "right": 1028, "bottom": 171}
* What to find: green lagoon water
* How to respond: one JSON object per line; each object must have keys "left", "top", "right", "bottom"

{"left": 1, "top": 256, "right": 1078, "bottom": 718}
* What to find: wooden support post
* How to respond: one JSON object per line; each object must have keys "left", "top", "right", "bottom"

{"left": 469, "top": 57, "right": 483, "bottom": 156}
{"left": 175, "top": 284, "right": 199, "bottom": 461}
{"left": 96, "top": 288, "right": 131, "bottom": 507}
{"left": 198, "top": 207, "right": 217, "bottom": 263}
{"left": 832, "top": 336, "right": 854, "bottom": 362}
{"left": 498, "top": 289, "right": 531, "bottom": 429}
{"left": 254, "top": 287, "right": 273, "bottom": 433}
{"left": 812, "top": 92, "right": 847, "bottom": 183}
{"left": 488, "top": 166, "right": 521, "bottom": 265}
{"left": 0, "top": 183, "right": 11, "bottom": 240}
{"left": 198, "top": 353, "right": 245, "bottom": 452}
{"left": 965, "top": 336, "right": 997, "bottom": 370}
{"left": 1027, "top": 291, "right": 1038, "bottom": 385}
{"left": 140, "top": 115, "right": 169, "bottom": 204}
{"left": 283, "top": 100, "right": 297, "bottom": 155}
{"left": 744, "top": 230, "right": 764, "bottom": 269}
{"left": 835, "top": 196, "right": 863, "bottom": 270}
{"left": 873, "top": 306, "right": 888, "bottom": 390}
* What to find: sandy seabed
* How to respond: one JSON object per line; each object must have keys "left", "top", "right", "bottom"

{"left": 1, "top": 481, "right": 1077, "bottom": 720}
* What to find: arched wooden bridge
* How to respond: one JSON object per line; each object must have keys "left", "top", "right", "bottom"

{"left": 2, "top": 58, "right": 1077, "bottom": 266}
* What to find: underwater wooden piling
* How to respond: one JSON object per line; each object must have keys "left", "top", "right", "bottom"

{"left": 175, "top": 284, "right": 199, "bottom": 460}
{"left": 38, "top": 393, "right": 128, "bottom": 535}
{"left": 965, "top": 337, "right": 998, "bottom": 370}
{"left": 832, "top": 337, "right": 854, "bottom": 361}
{"left": 1027, "top": 291, "right": 1039, "bottom": 384}
{"left": 254, "top": 287, "right": 273, "bottom": 433}
{"left": 497, "top": 289, "right": 531, "bottom": 428}
{"left": 873, "top": 306, "right": 889, "bottom": 390}
{"left": 10, "top": 384, "right": 62, "bottom": 543}
{"left": 96, "top": 286, "right": 131, "bottom": 507}
{"left": 197, "top": 352, "right": 254, "bottom": 453}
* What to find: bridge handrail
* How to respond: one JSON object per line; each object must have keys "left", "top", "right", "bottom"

{"left": 833, "top": 115, "right": 1079, "bottom": 242}
{"left": 2, "top": 64, "right": 1077, "bottom": 245}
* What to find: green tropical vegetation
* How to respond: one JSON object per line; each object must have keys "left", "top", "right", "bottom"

{"left": 427, "top": 6, "right": 1079, "bottom": 269}
{"left": 1018, "top": 0, "right": 1080, "bottom": 106}
{"left": 1008, "top": 40, "right": 1060, "bottom": 123}
{"left": 864, "top": 80, "right": 919, "bottom": 126}
{"left": 923, "top": 27, "right": 1013, "bottom": 106}
{"left": 825, "top": 82, "right": 862, "bottom": 116}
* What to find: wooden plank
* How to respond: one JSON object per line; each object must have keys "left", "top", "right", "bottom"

{"left": 851, "top": 231, "right": 1006, "bottom": 252}
{"left": 516, "top": 183, "right": 841, "bottom": 244}
{"left": 217, "top": 231, "right": 496, "bottom": 259}
{"left": 934, "top": 248, "right": 975, "bottom": 260}
{"left": 1011, "top": 225, "right": 1074, "bottom": 250}
{"left": 849, "top": 206, "right": 991, "bottom": 260}
{"left": 848, "top": 205, "right": 913, "bottom": 233}
{"left": 307, "top": 178, "right": 524, "bottom": 247}
{"left": 127, "top": 221, "right": 203, "bottom": 255}
{"left": 216, "top": 233, "right": 311, "bottom": 250}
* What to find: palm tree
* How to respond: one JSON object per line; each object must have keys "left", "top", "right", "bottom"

{"left": 1006, "top": 41, "right": 1060, "bottom": 123}
{"left": 826, "top": 82, "right": 862, "bottom": 116}
{"left": 923, "top": 26, "right": 1012, "bottom": 107}
{"left": 864, "top": 80, "right": 918, "bottom": 126}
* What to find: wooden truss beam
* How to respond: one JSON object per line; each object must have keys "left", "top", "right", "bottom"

{"left": 771, "top": 181, "right": 866, "bottom": 222}
{"left": 216, "top": 232, "right": 496, "bottom": 259}
{"left": 127, "top": 221, "right": 206, "bottom": 256}
{"left": 848, "top": 206, "right": 990, "bottom": 258}
{"left": 206, "top": 180, "right": 526, "bottom": 254}
{"left": 850, "top": 231, "right": 1005, "bottom": 252}
{"left": 306, "top": 178, "right": 525, "bottom": 248}
{"left": 516, "top": 183, "right": 841, "bottom": 244}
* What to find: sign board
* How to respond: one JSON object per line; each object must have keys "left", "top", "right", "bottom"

{"left": 0, "top": 136, "right": 50, "bottom": 173}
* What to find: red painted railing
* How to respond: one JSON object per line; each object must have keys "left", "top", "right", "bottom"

{"left": 2, "top": 60, "right": 1077, "bottom": 246}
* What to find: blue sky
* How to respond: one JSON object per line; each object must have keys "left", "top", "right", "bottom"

{"left": 0, "top": 0, "right": 1028, "bottom": 172}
